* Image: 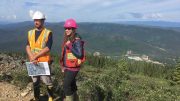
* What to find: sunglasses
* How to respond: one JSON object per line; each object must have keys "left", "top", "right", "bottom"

{"left": 64, "top": 28, "right": 73, "bottom": 30}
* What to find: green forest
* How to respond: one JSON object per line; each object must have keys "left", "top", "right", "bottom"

{"left": 1, "top": 52, "right": 179, "bottom": 101}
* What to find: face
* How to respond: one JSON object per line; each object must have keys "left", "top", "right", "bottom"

{"left": 65, "top": 28, "right": 73, "bottom": 36}
{"left": 34, "top": 19, "right": 44, "bottom": 29}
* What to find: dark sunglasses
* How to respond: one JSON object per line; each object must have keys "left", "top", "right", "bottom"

{"left": 64, "top": 28, "right": 73, "bottom": 30}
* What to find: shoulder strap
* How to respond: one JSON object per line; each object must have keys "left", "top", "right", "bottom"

{"left": 28, "top": 29, "right": 35, "bottom": 44}
{"left": 41, "top": 28, "right": 51, "bottom": 48}
{"left": 28, "top": 29, "right": 34, "bottom": 38}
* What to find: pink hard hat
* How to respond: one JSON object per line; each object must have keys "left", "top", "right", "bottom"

{"left": 64, "top": 18, "right": 78, "bottom": 29}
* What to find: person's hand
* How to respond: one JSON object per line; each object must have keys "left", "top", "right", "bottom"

{"left": 61, "top": 68, "right": 65, "bottom": 77}
{"left": 61, "top": 69, "right": 64, "bottom": 73}
{"left": 65, "top": 41, "right": 72, "bottom": 49}
{"left": 31, "top": 60, "right": 38, "bottom": 65}
{"left": 29, "top": 55, "right": 34, "bottom": 62}
{"left": 29, "top": 54, "right": 38, "bottom": 64}
{"left": 66, "top": 41, "right": 71, "bottom": 45}
{"left": 29, "top": 53, "right": 36, "bottom": 61}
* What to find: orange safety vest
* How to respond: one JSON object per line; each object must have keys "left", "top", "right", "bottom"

{"left": 60, "top": 40, "right": 85, "bottom": 68}
{"left": 28, "top": 28, "right": 51, "bottom": 63}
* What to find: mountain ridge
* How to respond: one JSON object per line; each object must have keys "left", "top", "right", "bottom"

{"left": 0, "top": 22, "right": 180, "bottom": 62}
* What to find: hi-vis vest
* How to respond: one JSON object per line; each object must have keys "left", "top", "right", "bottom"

{"left": 28, "top": 28, "right": 51, "bottom": 63}
{"left": 60, "top": 40, "right": 86, "bottom": 68}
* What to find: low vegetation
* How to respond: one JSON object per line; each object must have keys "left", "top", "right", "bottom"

{"left": 1, "top": 53, "right": 180, "bottom": 101}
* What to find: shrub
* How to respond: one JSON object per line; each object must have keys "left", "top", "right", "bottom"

{"left": 171, "top": 59, "right": 180, "bottom": 85}
{"left": 11, "top": 69, "right": 31, "bottom": 88}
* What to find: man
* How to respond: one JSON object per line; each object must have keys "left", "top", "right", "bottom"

{"left": 26, "top": 11, "right": 53, "bottom": 101}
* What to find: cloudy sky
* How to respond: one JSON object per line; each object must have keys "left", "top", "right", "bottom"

{"left": 0, "top": 0, "right": 180, "bottom": 22}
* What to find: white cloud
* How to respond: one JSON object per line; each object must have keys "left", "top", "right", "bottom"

{"left": 101, "top": 1, "right": 112, "bottom": 7}
{"left": 127, "top": 12, "right": 163, "bottom": 19}
{"left": 0, "top": 0, "right": 180, "bottom": 22}
{"left": 0, "top": 15, "right": 17, "bottom": 20}
{"left": 115, "top": 12, "right": 164, "bottom": 21}
{"left": 13, "top": 15, "right": 17, "bottom": 19}
{"left": 0, "top": 16, "right": 5, "bottom": 19}
{"left": 29, "top": 10, "right": 34, "bottom": 18}
{"left": 142, "top": 13, "right": 163, "bottom": 19}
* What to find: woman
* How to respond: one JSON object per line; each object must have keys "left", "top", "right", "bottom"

{"left": 60, "top": 19, "right": 85, "bottom": 101}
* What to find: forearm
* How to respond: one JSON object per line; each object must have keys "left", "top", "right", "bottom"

{"left": 34, "top": 47, "right": 50, "bottom": 59}
{"left": 26, "top": 45, "right": 33, "bottom": 58}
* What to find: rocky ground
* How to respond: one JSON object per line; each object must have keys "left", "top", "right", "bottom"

{"left": 0, "top": 53, "right": 63, "bottom": 101}
{"left": 0, "top": 53, "right": 26, "bottom": 74}
{"left": 0, "top": 53, "right": 34, "bottom": 101}
{"left": 0, "top": 82, "right": 33, "bottom": 101}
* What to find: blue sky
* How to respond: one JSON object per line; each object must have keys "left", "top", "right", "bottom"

{"left": 0, "top": 0, "right": 180, "bottom": 22}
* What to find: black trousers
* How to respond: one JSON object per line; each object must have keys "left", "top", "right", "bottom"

{"left": 63, "top": 69, "right": 79, "bottom": 96}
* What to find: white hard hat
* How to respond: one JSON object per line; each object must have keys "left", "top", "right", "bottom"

{"left": 32, "top": 11, "right": 45, "bottom": 20}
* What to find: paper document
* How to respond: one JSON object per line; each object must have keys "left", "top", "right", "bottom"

{"left": 25, "top": 62, "right": 50, "bottom": 76}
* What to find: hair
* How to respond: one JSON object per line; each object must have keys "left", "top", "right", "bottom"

{"left": 61, "top": 28, "right": 76, "bottom": 48}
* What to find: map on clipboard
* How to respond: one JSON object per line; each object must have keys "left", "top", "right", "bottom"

{"left": 25, "top": 62, "right": 50, "bottom": 76}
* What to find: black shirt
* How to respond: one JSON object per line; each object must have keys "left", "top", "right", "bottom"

{"left": 27, "top": 30, "right": 53, "bottom": 50}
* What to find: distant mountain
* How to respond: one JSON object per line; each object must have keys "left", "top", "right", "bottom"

{"left": 117, "top": 21, "right": 180, "bottom": 28}
{"left": 0, "top": 22, "right": 180, "bottom": 62}
{"left": 0, "top": 21, "right": 10, "bottom": 25}
{"left": 168, "top": 27, "right": 180, "bottom": 32}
